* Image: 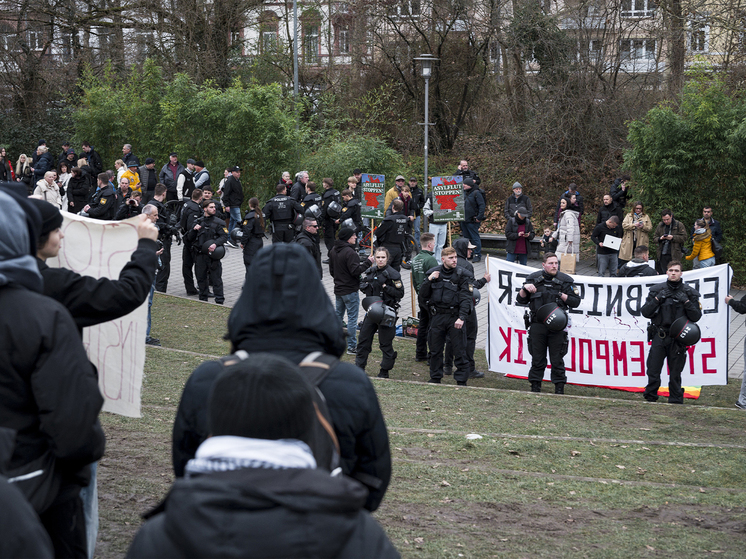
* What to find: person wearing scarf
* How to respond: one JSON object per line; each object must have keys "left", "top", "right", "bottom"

{"left": 686, "top": 219, "right": 715, "bottom": 268}
{"left": 619, "top": 201, "right": 653, "bottom": 269}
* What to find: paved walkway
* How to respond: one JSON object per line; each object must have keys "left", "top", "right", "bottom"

{"left": 163, "top": 240, "right": 744, "bottom": 381}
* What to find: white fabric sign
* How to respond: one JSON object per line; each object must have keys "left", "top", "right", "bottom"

{"left": 487, "top": 260, "right": 730, "bottom": 389}
{"left": 47, "top": 213, "right": 146, "bottom": 417}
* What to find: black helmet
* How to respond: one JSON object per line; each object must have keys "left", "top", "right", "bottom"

{"left": 202, "top": 240, "right": 226, "bottom": 260}
{"left": 326, "top": 200, "right": 342, "bottom": 219}
{"left": 230, "top": 228, "right": 245, "bottom": 244}
{"left": 293, "top": 212, "right": 304, "bottom": 227}
{"left": 473, "top": 288, "right": 481, "bottom": 307}
{"left": 362, "top": 296, "right": 383, "bottom": 311}
{"left": 536, "top": 303, "right": 567, "bottom": 332}
{"left": 305, "top": 204, "right": 322, "bottom": 221}
{"left": 670, "top": 317, "right": 701, "bottom": 346}
{"left": 366, "top": 301, "right": 397, "bottom": 328}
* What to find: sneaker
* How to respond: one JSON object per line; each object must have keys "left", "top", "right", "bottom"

{"left": 346, "top": 347, "right": 357, "bottom": 355}
{"left": 145, "top": 337, "right": 161, "bottom": 346}
{"left": 472, "top": 256, "right": 481, "bottom": 263}
{"left": 735, "top": 401, "right": 746, "bottom": 410}
{"left": 469, "top": 370, "right": 485, "bottom": 379}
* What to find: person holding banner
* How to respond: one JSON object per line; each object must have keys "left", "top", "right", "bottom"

{"left": 642, "top": 261, "right": 701, "bottom": 404}
{"left": 517, "top": 252, "right": 581, "bottom": 394}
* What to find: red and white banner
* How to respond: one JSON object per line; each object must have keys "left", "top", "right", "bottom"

{"left": 487, "top": 260, "right": 731, "bottom": 392}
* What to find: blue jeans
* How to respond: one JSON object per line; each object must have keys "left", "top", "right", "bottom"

{"left": 694, "top": 256, "right": 715, "bottom": 269}
{"left": 79, "top": 462, "right": 98, "bottom": 559}
{"left": 429, "top": 222, "right": 447, "bottom": 263}
{"left": 147, "top": 282, "right": 155, "bottom": 337}
{"left": 507, "top": 252, "right": 528, "bottom": 265}
{"left": 597, "top": 253, "right": 618, "bottom": 277}
{"left": 228, "top": 206, "right": 241, "bottom": 232}
{"left": 336, "top": 292, "right": 359, "bottom": 350}
{"left": 413, "top": 215, "right": 421, "bottom": 249}
{"left": 461, "top": 221, "right": 482, "bottom": 258}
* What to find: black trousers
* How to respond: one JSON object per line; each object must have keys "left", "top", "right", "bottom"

{"left": 40, "top": 493, "right": 87, "bottom": 559}
{"left": 384, "top": 244, "right": 403, "bottom": 272}
{"left": 355, "top": 316, "right": 397, "bottom": 372}
{"left": 657, "top": 253, "right": 672, "bottom": 274}
{"left": 323, "top": 218, "right": 338, "bottom": 254}
{"left": 183, "top": 241, "right": 197, "bottom": 291}
{"left": 644, "top": 334, "right": 687, "bottom": 403}
{"left": 155, "top": 237, "right": 171, "bottom": 292}
{"left": 195, "top": 254, "right": 224, "bottom": 303}
{"left": 429, "top": 312, "right": 470, "bottom": 383}
{"left": 272, "top": 222, "right": 295, "bottom": 243}
{"left": 415, "top": 304, "right": 431, "bottom": 360}
{"left": 528, "top": 323, "right": 568, "bottom": 384}
{"left": 444, "top": 311, "right": 477, "bottom": 372}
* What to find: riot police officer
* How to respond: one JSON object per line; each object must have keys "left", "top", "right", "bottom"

{"left": 374, "top": 199, "right": 409, "bottom": 271}
{"left": 321, "top": 177, "right": 342, "bottom": 255}
{"left": 356, "top": 247, "right": 405, "bottom": 378}
{"left": 641, "top": 260, "right": 701, "bottom": 404}
{"left": 186, "top": 200, "right": 228, "bottom": 304}
{"left": 239, "top": 197, "right": 265, "bottom": 276}
{"left": 300, "top": 181, "right": 323, "bottom": 214}
{"left": 517, "top": 252, "right": 581, "bottom": 394}
{"left": 263, "top": 183, "right": 303, "bottom": 243}
{"left": 148, "top": 184, "right": 174, "bottom": 292}
{"left": 419, "top": 246, "right": 474, "bottom": 385}
{"left": 180, "top": 188, "right": 204, "bottom": 295}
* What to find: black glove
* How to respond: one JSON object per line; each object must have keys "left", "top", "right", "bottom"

{"left": 657, "top": 288, "right": 671, "bottom": 300}
{"left": 674, "top": 291, "right": 689, "bottom": 304}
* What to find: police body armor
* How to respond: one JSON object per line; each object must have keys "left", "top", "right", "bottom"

{"left": 192, "top": 215, "right": 227, "bottom": 253}
{"left": 322, "top": 189, "right": 341, "bottom": 219}
{"left": 360, "top": 266, "right": 402, "bottom": 310}
{"left": 523, "top": 271, "right": 573, "bottom": 324}
{"left": 268, "top": 195, "right": 295, "bottom": 223}
{"left": 379, "top": 213, "right": 409, "bottom": 246}
{"left": 301, "top": 193, "right": 322, "bottom": 210}
{"left": 428, "top": 266, "right": 466, "bottom": 314}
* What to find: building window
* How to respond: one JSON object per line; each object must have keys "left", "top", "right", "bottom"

{"left": 26, "top": 28, "right": 45, "bottom": 51}
{"left": 336, "top": 25, "right": 350, "bottom": 54}
{"left": 588, "top": 39, "right": 603, "bottom": 62}
{"left": 304, "top": 24, "right": 319, "bottom": 63}
{"left": 262, "top": 30, "right": 277, "bottom": 53}
{"left": 59, "top": 33, "right": 72, "bottom": 57}
{"left": 391, "top": 0, "right": 420, "bottom": 19}
{"left": 689, "top": 18, "right": 708, "bottom": 53}
{"left": 620, "top": 38, "right": 656, "bottom": 71}
{"left": 231, "top": 29, "right": 242, "bottom": 46}
{"left": 621, "top": 0, "right": 656, "bottom": 18}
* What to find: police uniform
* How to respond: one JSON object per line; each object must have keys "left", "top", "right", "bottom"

{"left": 355, "top": 265, "right": 405, "bottom": 377}
{"left": 641, "top": 279, "right": 701, "bottom": 403}
{"left": 321, "top": 188, "right": 342, "bottom": 254}
{"left": 340, "top": 197, "right": 363, "bottom": 232}
{"left": 149, "top": 198, "right": 172, "bottom": 292}
{"left": 186, "top": 214, "right": 229, "bottom": 304}
{"left": 87, "top": 184, "right": 117, "bottom": 220}
{"left": 516, "top": 269, "right": 581, "bottom": 392}
{"left": 419, "top": 263, "right": 473, "bottom": 384}
{"left": 240, "top": 210, "right": 265, "bottom": 273}
{"left": 374, "top": 212, "right": 409, "bottom": 271}
{"left": 180, "top": 199, "right": 203, "bottom": 294}
{"left": 263, "top": 194, "right": 302, "bottom": 243}
{"left": 301, "top": 192, "right": 322, "bottom": 214}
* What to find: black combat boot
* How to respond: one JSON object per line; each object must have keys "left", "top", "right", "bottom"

{"left": 555, "top": 383, "right": 565, "bottom": 395}
{"left": 530, "top": 382, "right": 542, "bottom": 393}
{"left": 377, "top": 369, "right": 389, "bottom": 379}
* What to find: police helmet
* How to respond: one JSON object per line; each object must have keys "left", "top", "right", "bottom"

{"left": 473, "top": 288, "right": 481, "bottom": 307}
{"left": 342, "top": 217, "right": 355, "bottom": 229}
{"left": 362, "top": 296, "right": 383, "bottom": 311}
{"left": 293, "top": 212, "right": 305, "bottom": 227}
{"left": 536, "top": 303, "right": 568, "bottom": 332}
{"left": 202, "top": 240, "right": 226, "bottom": 260}
{"left": 326, "top": 201, "right": 342, "bottom": 219}
{"left": 366, "top": 301, "right": 397, "bottom": 328}
{"left": 670, "top": 317, "right": 701, "bottom": 346}
{"left": 230, "top": 228, "right": 245, "bottom": 244}
{"left": 305, "top": 204, "right": 322, "bottom": 221}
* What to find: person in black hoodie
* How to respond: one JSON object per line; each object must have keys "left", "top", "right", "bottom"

{"left": 462, "top": 177, "right": 486, "bottom": 262}
{"left": 329, "top": 227, "right": 372, "bottom": 354}
{"left": 129, "top": 354, "right": 398, "bottom": 559}
{"left": 239, "top": 197, "right": 265, "bottom": 276}
{"left": 618, "top": 245, "right": 657, "bottom": 277}
{"left": 171, "top": 244, "right": 392, "bottom": 512}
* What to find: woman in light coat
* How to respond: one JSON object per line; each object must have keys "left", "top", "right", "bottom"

{"left": 553, "top": 198, "right": 581, "bottom": 263}
{"left": 619, "top": 201, "right": 653, "bottom": 264}
{"left": 33, "top": 171, "right": 63, "bottom": 209}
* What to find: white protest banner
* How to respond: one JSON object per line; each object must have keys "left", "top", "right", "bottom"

{"left": 47, "top": 213, "right": 146, "bottom": 417}
{"left": 487, "top": 260, "right": 730, "bottom": 396}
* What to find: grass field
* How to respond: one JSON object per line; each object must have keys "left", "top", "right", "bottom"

{"left": 96, "top": 293, "right": 746, "bottom": 558}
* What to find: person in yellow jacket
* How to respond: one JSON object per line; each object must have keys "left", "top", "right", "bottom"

{"left": 686, "top": 219, "right": 715, "bottom": 268}
{"left": 121, "top": 159, "right": 142, "bottom": 194}
{"left": 384, "top": 175, "right": 406, "bottom": 211}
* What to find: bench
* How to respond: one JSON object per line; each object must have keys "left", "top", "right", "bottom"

{"left": 479, "top": 233, "right": 543, "bottom": 260}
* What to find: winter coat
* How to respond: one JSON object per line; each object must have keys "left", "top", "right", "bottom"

{"left": 33, "top": 179, "right": 63, "bottom": 209}
{"left": 159, "top": 162, "right": 184, "bottom": 193}
{"left": 126, "top": 467, "right": 399, "bottom": 559}
{"left": 329, "top": 239, "right": 367, "bottom": 296}
{"left": 240, "top": 210, "right": 265, "bottom": 266}
{"left": 654, "top": 219, "right": 687, "bottom": 261}
{"left": 85, "top": 147, "right": 103, "bottom": 176}
{"left": 171, "top": 244, "right": 391, "bottom": 512}
{"left": 121, "top": 168, "right": 141, "bottom": 194}
{"left": 618, "top": 258, "right": 657, "bottom": 277}
{"left": 294, "top": 229, "right": 323, "bottom": 278}
{"left": 686, "top": 230, "right": 715, "bottom": 262}
{"left": 222, "top": 175, "right": 244, "bottom": 208}
{"left": 504, "top": 193, "right": 532, "bottom": 220}
{"left": 505, "top": 216, "right": 536, "bottom": 255}
{"left": 553, "top": 209, "right": 580, "bottom": 262}
{"left": 32, "top": 151, "right": 53, "bottom": 181}
{"left": 596, "top": 201, "right": 624, "bottom": 225}
{"left": 68, "top": 174, "right": 92, "bottom": 214}
{"left": 619, "top": 212, "right": 653, "bottom": 261}
{"left": 610, "top": 178, "right": 629, "bottom": 208}
{"left": 464, "top": 187, "right": 485, "bottom": 222}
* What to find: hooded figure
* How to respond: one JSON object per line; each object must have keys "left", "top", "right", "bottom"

{"left": 172, "top": 244, "right": 391, "bottom": 512}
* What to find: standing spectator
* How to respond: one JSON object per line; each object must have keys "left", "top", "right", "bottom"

{"left": 540, "top": 226, "right": 558, "bottom": 254}
{"left": 222, "top": 166, "right": 244, "bottom": 234}
{"left": 412, "top": 233, "right": 438, "bottom": 363}
{"left": 454, "top": 159, "right": 481, "bottom": 187}
{"left": 32, "top": 145, "right": 54, "bottom": 183}
{"left": 159, "top": 153, "right": 183, "bottom": 199}
{"left": 596, "top": 193, "right": 623, "bottom": 225}
{"left": 619, "top": 201, "right": 653, "bottom": 269}
{"left": 554, "top": 183, "right": 584, "bottom": 226}
{"left": 321, "top": 177, "right": 342, "bottom": 256}
{"left": 290, "top": 170, "right": 308, "bottom": 202}
{"left": 618, "top": 245, "right": 657, "bottom": 277}
{"left": 294, "top": 218, "right": 323, "bottom": 278}
{"left": 591, "top": 215, "right": 623, "bottom": 277}
{"left": 57, "top": 141, "right": 71, "bottom": 165}
{"left": 329, "top": 227, "right": 370, "bottom": 354}
{"left": 139, "top": 158, "right": 158, "bottom": 203}
{"left": 63, "top": 149, "right": 77, "bottom": 171}
{"left": 553, "top": 198, "right": 581, "bottom": 265}
{"left": 68, "top": 167, "right": 92, "bottom": 214}
{"left": 610, "top": 174, "right": 631, "bottom": 209}
{"left": 685, "top": 219, "right": 716, "bottom": 269}
{"left": 348, "top": 174, "right": 361, "bottom": 202}
{"left": 654, "top": 209, "right": 687, "bottom": 274}
{"left": 239, "top": 197, "right": 265, "bottom": 276}
{"left": 81, "top": 142, "right": 103, "bottom": 176}
{"left": 461, "top": 177, "right": 485, "bottom": 262}
{"left": 57, "top": 162, "right": 72, "bottom": 209}
{"left": 698, "top": 206, "right": 723, "bottom": 244}
{"left": 505, "top": 206, "right": 535, "bottom": 265}
{"left": 384, "top": 175, "right": 405, "bottom": 212}
{"left": 177, "top": 159, "right": 196, "bottom": 201}
{"left": 277, "top": 170, "right": 292, "bottom": 189}
{"left": 121, "top": 143, "right": 136, "bottom": 166}
{"left": 193, "top": 161, "right": 210, "bottom": 192}
{"left": 16, "top": 153, "right": 33, "bottom": 192}
{"left": 0, "top": 147, "right": 11, "bottom": 181}
{"left": 505, "top": 182, "right": 532, "bottom": 221}
{"left": 34, "top": 171, "right": 63, "bottom": 209}
{"left": 114, "top": 159, "right": 127, "bottom": 182}
{"left": 408, "top": 177, "right": 425, "bottom": 248}
{"left": 725, "top": 293, "right": 746, "bottom": 410}
{"left": 149, "top": 184, "right": 173, "bottom": 292}
{"left": 422, "top": 192, "right": 447, "bottom": 263}
{"left": 121, "top": 159, "right": 142, "bottom": 194}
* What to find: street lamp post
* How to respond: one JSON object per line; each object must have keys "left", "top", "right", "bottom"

{"left": 414, "top": 54, "right": 438, "bottom": 229}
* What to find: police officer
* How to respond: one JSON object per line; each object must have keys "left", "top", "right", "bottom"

{"left": 148, "top": 184, "right": 173, "bottom": 292}
{"left": 356, "top": 247, "right": 405, "bottom": 378}
{"left": 263, "top": 183, "right": 303, "bottom": 243}
{"left": 321, "top": 177, "right": 342, "bottom": 255}
{"left": 83, "top": 172, "right": 118, "bottom": 220}
{"left": 374, "top": 199, "right": 409, "bottom": 271}
{"left": 239, "top": 197, "right": 265, "bottom": 276}
{"left": 300, "top": 181, "right": 323, "bottom": 214}
{"left": 517, "top": 252, "right": 581, "bottom": 394}
{"left": 186, "top": 200, "right": 228, "bottom": 304}
{"left": 294, "top": 218, "right": 323, "bottom": 278}
{"left": 336, "top": 188, "right": 362, "bottom": 233}
{"left": 419, "top": 246, "right": 473, "bottom": 385}
{"left": 641, "top": 260, "right": 701, "bottom": 404}
{"left": 180, "top": 188, "right": 204, "bottom": 295}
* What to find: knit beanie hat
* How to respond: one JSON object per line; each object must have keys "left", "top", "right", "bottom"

{"left": 28, "top": 197, "right": 64, "bottom": 235}
{"left": 208, "top": 353, "right": 316, "bottom": 446}
{"left": 338, "top": 227, "right": 355, "bottom": 242}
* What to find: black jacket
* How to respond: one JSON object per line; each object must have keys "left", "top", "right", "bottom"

{"left": 618, "top": 258, "right": 657, "bottom": 277}
{"left": 186, "top": 215, "right": 229, "bottom": 249}
{"left": 88, "top": 184, "right": 117, "bottom": 220}
{"left": 374, "top": 212, "right": 408, "bottom": 247}
{"left": 263, "top": 194, "right": 302, "bottom": 224}
{"left": 241, "top": 210, "right": 265, "bottom": 265}
{"left": 329, "top": 239, "right": 367, "bottom": 296}
{"left": 505, "top": 193, "right": 532, "bottom": 221}
{"left": 171, "top": 244, "right": 391, "bottom": 511}
{"left": 610, "top": 178, "right": 628, "bottom": 208}
{"left": 410, "top": 185, "right": 425, "bottom": 216}
{"left": 505, "top": 216, "right": 536, "bottom": 254}
{"left": 322, "top": 188, "right": 342, "bottom": 221}
{"left": 641, "top": 280, "right": 701, "bottom": 328}
{"left": 454, "top": 168, "right": 481, "bottom": 187}
{"left": 419, "top": 264, "right": 473, "bottom": 321}
{"left": 222, "top": 175, "right": 244, "bottom": 208}
{"left": 37, "top": 239, "right": 158, "bottom": 331}
{"left": 290, "top": 180, "right": 305, "bottom": 202}
{"left": 516, "top": 269, "right": 581, "bottom": 314}
{"left": 85, "top": 147, "right": 103, "bottom": 176}
{"left": 126, "top": 467, "right": 399, "bottom": 559}
{"left": 452, "top": 238, "right": 488, "bottom": 289}
{"left": 68, "top": 173, "right": 91, "bottom": 213}
{"left": 295, "top": 229, "right": 323, "bottom": 278}
{"left": 340, "top": 198, "right": 362, "bottom": 231}
{"left": 464, "top": 187, "right": 486, "bottom": 222}
{"left": 180, "top": 199, "right": 202, "bottom": 237}
{"left": 360, "top": 264, "right": 404, "bottom": 309}
{"left": 33, "top": 151, "right": 53, "bottom": 180}
{"left": 596, "top": 201, "right": 624, "bottom": 225}
{"left": 591, "top": 222, "right": 623, "bottom": 255}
